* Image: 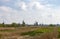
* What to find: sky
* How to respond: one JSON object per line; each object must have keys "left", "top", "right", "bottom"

{"left": 0, "top": 0, "right": 60, "bottom": 24}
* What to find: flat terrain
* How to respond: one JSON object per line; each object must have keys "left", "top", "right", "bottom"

{"left": 0, "top": 26, "right": 60, "bottom": 39}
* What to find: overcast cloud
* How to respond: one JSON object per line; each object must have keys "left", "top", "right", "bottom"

{"left": 0, "top": 0, "right": 60, "bottom": 24}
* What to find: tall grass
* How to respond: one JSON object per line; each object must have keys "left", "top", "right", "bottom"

{"left": 0, "top": 27, "right": 59, "bottom": 39}
{"left": 30, "top": 27, "right": 58, "bottom": 39}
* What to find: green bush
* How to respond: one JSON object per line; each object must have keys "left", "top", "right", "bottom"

{"left": 49, "top": 24, "right": 55, "bottom": 27}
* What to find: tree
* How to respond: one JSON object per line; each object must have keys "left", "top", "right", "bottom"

{"left": 22, "top": 21, "right": 25, "bottom": 26}
{"left": 34, "top": 22, "right": 38, "bottom": 26}
{"left": 11, "top": 23, "right": 17, "bottom": 27}
{"left": 17, "top": 23, "right": 21, "bottom": 27}
{"left": 2, "top": 22, "right": 5, "bottom": 27}
{"left": 49, "top": 24, "right": 54, "bottom": 27}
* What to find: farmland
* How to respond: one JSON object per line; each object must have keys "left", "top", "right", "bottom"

{"left": 0, "top": 26, "right": 60, "bottom": 39}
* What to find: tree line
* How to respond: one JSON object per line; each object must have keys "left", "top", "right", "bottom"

{"left": 0, "top": 21, "right": 59, "bottom": 27}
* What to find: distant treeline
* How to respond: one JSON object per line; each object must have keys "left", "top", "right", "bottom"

{"left": 0, "top": 21, "right": 60, "bottom": 27}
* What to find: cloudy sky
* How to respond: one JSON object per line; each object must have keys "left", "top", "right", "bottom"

{"left": 0, "top": 0, "right": 60, "bottom": 24}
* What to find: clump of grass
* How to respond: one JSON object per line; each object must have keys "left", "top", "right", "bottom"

{"left": 58, "top": 32, "right": 60, "bottom": 38}
{"left": 21, "top": 31, "right": 35, "bottom": 36}
{"left": 21, "top": 31, "right": 43, "bottom": 36}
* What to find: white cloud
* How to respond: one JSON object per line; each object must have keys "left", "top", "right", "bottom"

{"left": 0, "top": 6, "right": 12, "bottom": 13}
{"left": 15, "top": 1, "right": 45, "bottom": 10}
{"left": 0, "top": 0, "right": 60, "bottom": 24}
{"left": 16, "top": 2, "right": 27, "bottom": 11}
{"left": 14, "top": 0, "right": 60, "bottom": 24}
{"left": 15, "top": 1, "right": 53, "bottom": 11}
{"left": 30, "top": 2, "right": 45, "bottom": 10}
{"left": 0, "top": 6, "right": 20, "bottom": 23}
{"left": 34, "top": 2, "right": 44, "bottom": 9}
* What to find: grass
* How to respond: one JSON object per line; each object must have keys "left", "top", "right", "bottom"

{"left": 58, "top": 32, "right": 60, "bottom": 38}
{"left": 35, "top": 28, "right": 53, "bottom": 33}
{"left": 57, "top": 27, "right": 60, "bottom": 38}
{"left": 21, "top": 31, "right": 43, "bottom": 36}
{"left": 0, "top": 34, "right": 2, "bottom": 38}
{"left": 20, "top": 27, "right": 54, "bottom": 36}
{"left": 0, "top": 26, "right": 59, "bottom": 39}
{"left": 0, "top": 29, "right": 16, "bottom": 32}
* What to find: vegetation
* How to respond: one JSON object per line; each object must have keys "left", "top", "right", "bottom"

{"left": 34, "top": 21, "right": 38, "bottom": 26}
{"left": 0, "top": 21, "right": 60, "bottom": 39}
{"left": 49, "top": 24, "right": 55, "bottom": 27}
{"left": 0, "top": 27, "right": 59, "bottom": 39}
{"left": 22, "top": 21, "right": 25, "bottom": 26}
{"left": 21, "top": 31, "right": 43, "bottom": 36}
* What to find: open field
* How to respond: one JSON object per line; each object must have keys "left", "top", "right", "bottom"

{"left": 0, "top": 26, "right": 60, "bottom": 39}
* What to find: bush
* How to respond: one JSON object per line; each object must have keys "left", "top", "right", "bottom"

{"left": 49, "top": 24, "right": 54, "bottom": 27}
